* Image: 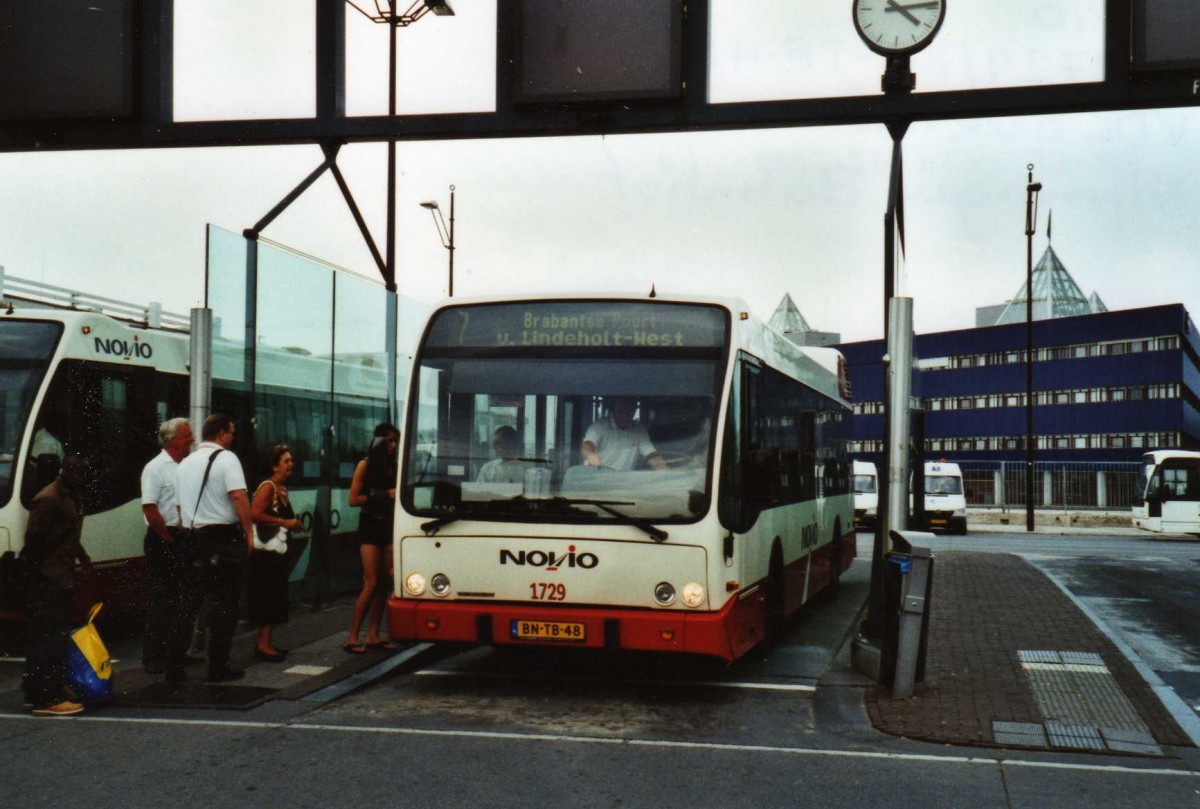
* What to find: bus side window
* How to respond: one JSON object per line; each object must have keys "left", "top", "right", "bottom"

{"left": 24, "top": 360, "right": 158, "bottom": 515}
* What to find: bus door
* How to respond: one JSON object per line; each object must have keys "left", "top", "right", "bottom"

{"left": 1153, "top": 457, "right": 1200, "bottom": 532}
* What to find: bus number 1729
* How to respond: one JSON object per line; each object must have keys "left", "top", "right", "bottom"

{"left": 530, "top": 582, "right": 566, "bottom": 601}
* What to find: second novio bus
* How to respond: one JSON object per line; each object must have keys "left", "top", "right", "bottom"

{"left": 389, "top": 295, "right": 855, "bottom": 662}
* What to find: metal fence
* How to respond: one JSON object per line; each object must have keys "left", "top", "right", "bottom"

{"left": 954, "top": 460, "right": 1143, "bottom": 510}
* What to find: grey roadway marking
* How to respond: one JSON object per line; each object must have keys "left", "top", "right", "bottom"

{"left": 0, "top": 713, "right": 1196, "bottom": 778}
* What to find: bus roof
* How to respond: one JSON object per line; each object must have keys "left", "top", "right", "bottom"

{"left": 1141, "top": 449, "right": 1200, "bottom": 465}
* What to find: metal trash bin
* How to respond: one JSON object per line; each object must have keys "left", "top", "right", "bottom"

{"left": 880, "top": 530, "right": 935, "bottom": 696}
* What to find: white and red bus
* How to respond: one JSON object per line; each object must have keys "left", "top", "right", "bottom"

{"left": 389, "top": 295, "right": 854, "bottom": 662}
{"left": 0, "top": 302, "right": 392, "bottom": 620}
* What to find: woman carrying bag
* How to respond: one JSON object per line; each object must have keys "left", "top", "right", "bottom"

{"left": 248, "top": 445, "right": 303, "bottom": 662}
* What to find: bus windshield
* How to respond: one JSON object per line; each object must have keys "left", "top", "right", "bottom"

{"left": 403, "top": 301, "right": 729, "bottom": 524}
{"left": 0, "top": 321, "right": 63, "bottom": 507}
{"left": 1133, "top": 463, "right": 1152, "bottom": 507}
{"left": 853, "top": 474, "right": 876, "bottom": 494}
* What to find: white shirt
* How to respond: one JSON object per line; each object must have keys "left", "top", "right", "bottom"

{"left": 141, "top": 449, "right": 182, "bottom": 527}
{"left": 477, "top": 458, "right": 530, "bottom": 484}
{"left": 583, "top": 416, "right": 657, "bottom": 471}
{"left": 178, "top": 442, "right": 247, "bottom": 527}
{"left": 31, "top": 428, "right": 64, "bottom": 459}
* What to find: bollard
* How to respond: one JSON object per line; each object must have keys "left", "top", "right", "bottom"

{"left": 893, "top": 541, "right": 934, "bottom": 698}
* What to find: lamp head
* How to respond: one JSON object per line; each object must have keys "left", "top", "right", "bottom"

{"left": 419, "top": 201, "right": 440, "bottom": 210}
{"left": 425, "top": 0, "right": 454, "bottom": 15}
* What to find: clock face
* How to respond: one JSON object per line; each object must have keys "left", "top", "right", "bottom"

{"left": 853, "top": 0, "right": 946, "bottom": 56}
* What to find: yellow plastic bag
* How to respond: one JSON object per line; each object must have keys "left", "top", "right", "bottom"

{"left": 67, "top": 603, "right": 113, "bottom": 705}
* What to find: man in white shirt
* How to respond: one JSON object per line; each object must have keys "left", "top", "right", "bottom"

{"left": 581, "top": 397, "right": 666, "bottom": 472}
{"left": 477, "top": 426, "right": 529, "bottom": 484}
{"left": 140, "top": 418, "right": 194, "bottom": 677}
{"left": 176, "top": 414, "right": 254, "bottom": 683}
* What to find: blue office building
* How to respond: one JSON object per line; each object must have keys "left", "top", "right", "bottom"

{"left": 834, "top": 250, "right": 1200, "bottom": 467}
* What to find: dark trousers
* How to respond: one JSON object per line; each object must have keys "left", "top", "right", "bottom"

{"left": 143, "top": 528, "right": 188, "bottom": 669}
{"left": 23, "top": 574, "right": 73, "bottom": 708}
{"left": 183, "top": 526, "right": 245, "bottom": 675}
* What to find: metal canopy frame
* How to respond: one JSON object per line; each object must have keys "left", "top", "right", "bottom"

{"left": 1, "top": 0, "right": 1197, "bottom": 154}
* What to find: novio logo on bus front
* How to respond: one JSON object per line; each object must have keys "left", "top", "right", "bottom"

{"left": 499, "top": 545, "right": 599, "bottom": 571}
{"left": 94, "top": 336, "right": 153, "bottom": 360}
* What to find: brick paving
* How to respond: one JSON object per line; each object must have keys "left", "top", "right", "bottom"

{"left": 865, "top": 551, "right": 1193, "bottom": 750}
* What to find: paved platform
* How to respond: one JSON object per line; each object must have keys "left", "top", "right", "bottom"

{"left": 0, "top": 594, "right": 422, "bottom": 712}
{"left": 864, "top": 550, "right": 1196, "bottom": 755}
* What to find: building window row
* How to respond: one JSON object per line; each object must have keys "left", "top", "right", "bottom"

{"left": 924, "top": 383, "right": 1180, "bottom": 412}
{"left": 852, "top": 383, "right": 1180, "bottom": 415}
{"left": 849, "top": 432, "right": 1181, "bottom": 455}
{"left": 945, "top": 335, "right": 1180, "bottom": 370}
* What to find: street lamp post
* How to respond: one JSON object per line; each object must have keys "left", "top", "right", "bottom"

{"left": 1024, "top": 164, "right": 1042, "bottom": 533}
{"left": 345, "top": 0, "right": 455, "bottom": 292}
{"left": 345, "top": 0, "right": 454, "bottom": 418}
{"left": 420, "top": 185, "right": 456, "bottom": 297}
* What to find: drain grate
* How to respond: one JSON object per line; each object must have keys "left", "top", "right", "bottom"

{"left": 1100, "top": 727, "right": 1163, "bottom": 756}
{"left": 1045, "top": 721, "right": 1105, "bottom": 751}
{"left": 991, "top": 721, "right": 1049, "bottom": 748}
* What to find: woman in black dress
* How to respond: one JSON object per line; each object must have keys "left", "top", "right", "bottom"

{"left": 344, "top": 423, "right": 399, "bottom": 653}
{"left": 249, "top": 444, "right": 303, "bottom": 661}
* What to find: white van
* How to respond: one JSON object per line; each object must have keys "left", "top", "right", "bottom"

{"left": 853, "top": 460, "right": 878, "bottom": 528}
{"left": 921, "top": 461, "right": 967, "bottom": 534}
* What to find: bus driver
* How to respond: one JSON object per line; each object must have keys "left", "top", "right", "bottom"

{"left": 477, "top": 426, "right": 529, "bottom": 484}
{"left": 581, "top": 396, "right": 666, "bottom": 472}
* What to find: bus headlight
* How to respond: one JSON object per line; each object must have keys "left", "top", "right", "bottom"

{"left": 653, "top": 582, "right": 676, "bottom": 606}
{"left": 953, "top": 508, "right": 967, "bottom": 517}
{"left": 681, "top": 582, "right": 706, "bottom": 608}
{"left": 405, "top": 573, "right": 427, "bottom": 596}
{"left": 430, "top": 573, "right": 451, "bottom": 597}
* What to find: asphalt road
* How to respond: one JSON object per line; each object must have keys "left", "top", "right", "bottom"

{"left": 2, "top": 533, "right": 1199, "bottom": 807}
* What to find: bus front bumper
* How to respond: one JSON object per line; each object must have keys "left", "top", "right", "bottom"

{"left": 387, "top": 595, "right": 757, "bottom": 662}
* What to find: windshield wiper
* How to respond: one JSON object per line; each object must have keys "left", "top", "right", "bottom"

{"left": 420, "top": 495, "right": 598, "bottom": 536}
{"left": 589, "top": 501, "right": 668, "bottom": 543}
{"left": 419, "top": 496, "right": 668, "bottom": 542}
{"left": 421, "top": 513, "right": 462, "bottom": 536}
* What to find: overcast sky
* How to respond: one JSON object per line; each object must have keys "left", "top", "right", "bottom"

{"left": 4, "top": 0, "right": 1195, "bottom": 344}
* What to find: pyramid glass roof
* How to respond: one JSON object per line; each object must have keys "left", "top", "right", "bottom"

{"left": 768, "top": 293, "right": 813, "bottom": 334}
{"left": 994, "top": 245, "right": 1094, "bottom": 325}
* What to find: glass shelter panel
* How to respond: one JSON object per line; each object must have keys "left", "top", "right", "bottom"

{"left": 255, "top": 241, "right": 334, "bottom": 484}
{"left": 205, "top": 225, "right": 249, "bottom": 388}
{"left": 334, "top": 273, "right": 391, "bottom": 483}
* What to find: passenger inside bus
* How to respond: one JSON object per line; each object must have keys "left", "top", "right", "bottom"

{"left": 476, "top": 426, "right": 529, "bottom": 484}
{"left": 647, "top": 398, "right": 712, "bottom": 470}
{"left": 581, "top": 396, "right": 666, "bottom": 471}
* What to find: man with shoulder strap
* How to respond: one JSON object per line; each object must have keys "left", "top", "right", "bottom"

{"left": 140, "top": 417, "right": 196, "bottom": 676}
{"left": 176, "top": 413, "right": 254, "bottom": 683}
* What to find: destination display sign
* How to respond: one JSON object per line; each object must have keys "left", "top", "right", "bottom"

{"left": 424, "top": 301, "right": 728, "bottom": 349}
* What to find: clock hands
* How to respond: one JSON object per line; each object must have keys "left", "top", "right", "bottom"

{"left": 884, "top": 0, "right": 939, "bottom": 26}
